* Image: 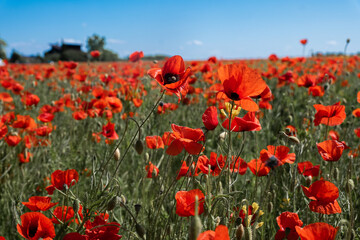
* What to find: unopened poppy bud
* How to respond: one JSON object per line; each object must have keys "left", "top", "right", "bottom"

{"left": 114, "top": 148, "right": 121, "bottom": 161}
{"left": 107, "top": 196, "right": 118, "bottom": 211}
{"left": 219, "top": 132, "right": 228, "bottom": 141}
{"left": 135, "top": 223, "right": 146, "bottom": 239}
{"left": 73, "top": 199, "right": 80, "bottom": 213}
{"left": 135, "top": 140, "right": 144, "bottom": 155}
{"left": 189, "top": 215, "right": 202, "bottom": 240}
{"left": 346, "top": 179, "right": 355, "bottom": 193}
{"left": 347, "top": 38, "right": 350, "bottom": 44}
{"left": 324, "top": 82, "right": 330, "bottom": 91}
{"left": 236, "top": 224, "right": 244, "bottom": 240}
{"left": 333, "top": 168, "right": 339, "bottom": 181}
{"left": 288, "top": 136, "right": 300, "bottom": 144}
{"left": 153, "top": 60, "right": 158, "bottom": 64}
{"left": 305, "top": 176, "right": 312, "bottom": 186}
{"left": 214, "top": 216, "right": 220, "bottom": 227}
{"left": 119, "top": 194, "right": 127, "bottom": 206}
{"left": 159, "top": 101, "right": 164, "bottom": 107}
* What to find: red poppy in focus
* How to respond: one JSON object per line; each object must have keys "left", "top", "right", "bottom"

{"left": 197, "top": 225, "right": 230, "bottom": 240}
{"left": 297, "top": 161, "right": 320, "bottom": 177}
{"left": 90, "top": 50, "right": 100, "bottom": 58}
{"left": 129, "top": 51, "right": 144, "bottom": 62}
{"left": 145, "top": 162, "right": 159, "bottom": 178}
{"left": 301, "top": 180, "right": 341, "bottom": 214}
{"left": 316, "top": 140, "right": 345, "bottom": 162}
{"left": 17, "top": 212, "right": 55, "bottom": 240}
{"left": 148, "top": 55, "right": 191, "bottom": 100}
{"left": 260, "top": 145, "right": 296, "bottom": 169}
{"left": 222, "top": 112, "right": 261, "bottom": 132}
{"left": 166, "top": 124, "right": 205, "bottom": 156}
{"left": 295, "top": 222, "right": 338, "bottom": 240}
{"left": 51, "top": 206, "right": 76, "bottom": 224}
{"left": 300, "top": 39, "right": 308, "bottom": 45}
{"left": 46, "top": 169, "right": 79, "bottom": 194}
{"left": 313, "top": 102, "right": 346, "bottom": 126}
{"left": 197, "top": 152, "right": 226, "bottom": 176}
{"left": 202, "top": 106, "right": 218, "bottom": 130}
{"left": 145, "top": 136, "right": 164, "bottom": 149}
{"left": 275, "top": 212, "right": 303, "bottom": 240}
{"left": 247, "top": 159, "right": 270, "bottom": 176}
{"left": 229, "top": 156, "right": 247, "bottom": 175}
{"left": 175, "top": 189, "right": 205, "bottom": 217}
{"left": 217, "top": 63, "right": 267, "bottom": 111}
{"left": 22, "top": 196, "right": 58, "bottom": 211}
{"left": 84, "top": 215, "right": 122, "bottom": 240}
{"left": 63, "top": 232, "right": 87, "bottom": 240}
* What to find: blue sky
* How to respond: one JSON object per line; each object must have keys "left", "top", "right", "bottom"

{"left": 1, "top": 0, "right": 360, "bottom": 60}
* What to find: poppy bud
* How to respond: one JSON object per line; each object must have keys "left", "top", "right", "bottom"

{"left": 267, "top": 202, "right": 273, "bottom": 213}
{"left": 346, "top": 179, "right": 355, "bottom": 193}
{"left": 333, "top": 167, "right": 339, "bottom": 181}
{"left": 189, "top": 214, "right": 202, "bottom": 240}
{"left": 236, "top": 224, "right": 244, "bottom": 240}
{"left": 219, "top": 132, "right": 228, "bottom": 141}
{"left": 119, "top": 195, "right": 127, "bottom": 206}
{"left": 107, "top": 196, "right": 118, "bottom": 211}
{"left": 114, "top": 148, "right": 121, "bottom": 161}
{"left": 135, "top": 223, "right": 146, "bottom": 239}
{"left": 159, "top": 101, "right": 164, "bottom": 107}
{"left": 134, "top": 204, "right": 142, "bottom": 215}
{"left": 306, "top": 176, "right": 312, "bottom": 186}
{"left": 214, "top": 216, "right": 220, "bottom": 227}
{"left": 135, "top": 140, "right": 144, "bottom": 155}
{"left": 324, "top": 82, "right": 330, "bottom": 91}
{"left": 288, "top": 136, "right": 300, "bottom": 144}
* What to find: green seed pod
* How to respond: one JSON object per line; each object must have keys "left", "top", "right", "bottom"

{"left": 73, "top": 199, "right": 80, "bottom": 213}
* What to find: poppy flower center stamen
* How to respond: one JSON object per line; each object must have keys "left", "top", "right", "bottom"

{"left": 230, "top": 92, "right": 240, "bottom": 100}
{"left": 164, "top": 73, "right": 180, "bottom": 85}
{"left": 265, "top": 155, "right": 279, "bottom": 169}
{"left": 28, "top": 225, "right": 38, "bottom": 237}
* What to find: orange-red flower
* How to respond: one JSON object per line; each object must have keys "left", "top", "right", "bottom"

{"left": 275, "top": 212, "right": 303, "bottom": 240}
{"left": 313, "top": 102, "right": 346, "bottom": 126}
{"left": 316, "top": 140, "right": 345, "bottom": 162}
{"left": 260, "top": 145, "right": 296, "bottom": 168}
{"left": 229, "top": 156, "right": 247, "bottom": 175}
{"left": 148, "top": 55, "right": 191, "bottom": 100}
{"left": 129, "top": 51, "right": 144, "bottom": 62}
{"left": 166, "top": 124, "right": 204, "bottom": 156}
{"left": 217, "top": 63, "right": 267, "bottom": 111}
{"left": 145, "top": 162, "right": 159, "bottom": 178}
{"left": 22, "top": 196, "right": 58, "bottom": 211}
{"left": 295, "top": 222, "right": 338, "bottom": 240}
{"left": 145, "top": 135, "right": 164, "bottom": 149}
{"left": 300, "top": 39, "right": 308, "bottom": 45}
{"left": 17, "top": 212, "right": 55, "bottom": 240}
{"left": 46, "top": 169, "right": 79, "bottom": 194}
{"left": 247, "top": 159, "right": 270, "bottom": 176}
{"left": 175, "top": 189, "right": 204, "bottom": 217}
{"left": 301, "top": 180, "right": 341, "bottom": 214}
{"left": 297, "top": 161, "right": 320, "bottom": 177}
{"left": 202, "top": 106, "right": 218, "bottom": 130}
{"left": 90, "top": 50, "right": 100, "bottom": 58}
{"left": 197, "top": 152, "right": 226, "bottom": 176}
{"left": 197, "top": 225, "right": 230, "bottom": 240}
{"left": 101, "top": 122, "right": 119, "bottom": 140}
{"left": 222, "top": 112, "right": 261, "bottom": 132}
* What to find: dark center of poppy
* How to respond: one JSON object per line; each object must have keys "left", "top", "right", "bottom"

{"left": 28, "top": 225, "right": 38, "bottom": 237}
{"left": 265, "top": 156, "right": 279, "bottom": 169}
{"left": 164, "top": 73, "right": 180, "bottom": 85}
{"left": 230, "top": 92, "right": 240, "bottom": 100}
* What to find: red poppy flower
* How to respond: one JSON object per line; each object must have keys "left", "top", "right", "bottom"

{"left": 47, "top": 169, "right": 79, "bottom": 192}
{"left": 0, "top": 122, "right": 7, "bottom": 140}
{"left": 308, "top": 86, "right": 324, "bottom": 97}
{"left": 51, "top": 206, "right": 75, "bottom": 224}
{"left": 275, "top": 212, "right": 303, "bottom": 240}
{"left": 84, "top": 215, "right": 121, "bottom": 240}
{"left": 145, "top": 136, "right": 164, "bottom": 149}
{"left": 22, "top": 196, "right": 58, "bottom": 211}
{"left": 148, "top": 55, "right": 191, "bottom": 100}
{"left": 229, "top": 156, "right": 247, "bottom": 175}
{"left": 5, "top": 134, "right": 21, "bottom": 146}
{"left": 17, "top": 212, "right": 55, "bottom": 240}
{"left": 328, "top": 130, "right": 339, "bottom": 140}
{"left": 197, "top": 225, "right": 230, "bottom": 240}
{"left": 301, "top": 180, "right": 341, "bottom": 214}
{"left": 175, "top": 189, "right": 205, "bottom": 217}
{"left": 217, "top": 63, "right": 267, "bottom": 111}
{"left": 63, "top": 232, "right": 87, "bottom": 240}
{"left": 22, "top": 93, "right": 40, "bottom": 107}
{"left": 90, "top": 50, "right": 100, "bottom": 58}
{"left": 352, "top": 108, "right": 360, "bottom": 117}
{"left": 202, "top": 106, "right": 218, "bottom": 130}
{"left": 313, "top": 102, "right": 346, "bottom": 126}
{"left": 0, "top": 92, "right": 13, "bottom": 102}
{"left": 247, "top": 159, "right": 270, "bottom": 176}
{"left": 129, "top": 51, "right": 144, "bottom": 62}
{"left": 297, "top": 162, "right": 320, "bottom": 177}
{"left": 101, "top": 122, "right": 119, "bottom": 140}
{"left": 222, "top": 112, "right": 261, "bottom": 132}
{"left": 166, "top": 124, "right": 205, "bottom": 156}
{"left": 38, "top": 113, "right": 55, "bottom": 123}
{"left": 18, "top": 151, "right": 32, "bottom": 163}
{"left": 35, "top": 126, "right": 52, "bottom": 137}
{"left": 300, "top": 39, "right": 308, "bottom": 45}
{"left": 145, "top": 162, "right": 159, "bottom": 178}
{"left": 12, "top": 115, "right": 37, "bottom": 130}
{"left": 297, "top": 74, "right": 317, "bottom": 88}
{"left": 197, "top": 152, "right": 226, "bottom": 176}
{"left": 176, "top": 161, "right": 198, "bottom": 180}
{"left": 316, "top": 140, "right": 345, "bottom": 162}
{"left": 295, "top": 222, "right": 338, "bottom": 240}
{"left": 260, "top": 145, "right": 296, "bottom": 168}
{"left": 72, "top": 111, "right": 88, "bottom": 120}
{"left": 355, "top": 128, "right": 360, "bottom": 138}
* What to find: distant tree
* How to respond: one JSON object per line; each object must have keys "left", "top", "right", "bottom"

{"left": 86, "top": 34, "right": 105, "bottom": 52}
{"left": 44, "top": 52, "right": 61, "bottom": 62}
{"left": 9, "top": 50, "right": 23, "bottom": 63}
{"left": 0, "top": 38, "right": 7, "bottom": 59}
{"left": 101, "top": 49, "right": 119, "bottom": 62}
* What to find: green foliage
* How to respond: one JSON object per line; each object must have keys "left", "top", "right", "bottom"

{"left": 100, "top": 49, "right": 119, "bottom": 61}
{"left": 9, "top": 50, "right": 23, "bottom": 63}
{"left": 61, "top": 49, "right": 88, "bottom": 62}
{"left": 0, "top": 38, "right": 6, "bottom": 59}
{"left": 86, "top": 34, "right": 106, "bottom": 52}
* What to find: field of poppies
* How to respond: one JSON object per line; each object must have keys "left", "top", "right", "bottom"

{"left": 0, "top": 48, "right": 360, "bottom": 239}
